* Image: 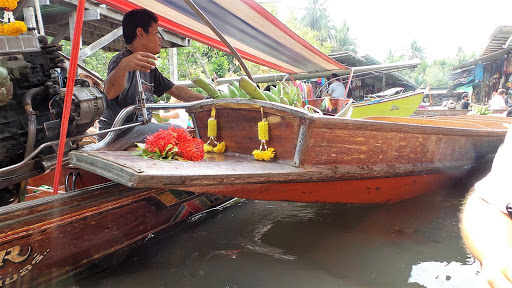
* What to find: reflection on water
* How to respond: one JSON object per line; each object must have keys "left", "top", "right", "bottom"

{"left": 72, "top": 183, "right": 486, "bottom": 288}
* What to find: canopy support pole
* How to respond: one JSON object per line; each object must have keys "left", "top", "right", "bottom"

{"left": 52, "top": 0, "right": 86, "bottom": 195}
{"left": 183, "top": 0, "right": 254, "bottom": 82}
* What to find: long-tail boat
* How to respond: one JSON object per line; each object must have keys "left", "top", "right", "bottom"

{"left": 71, "top": 98, "right": 508, "bottom": 204}
{"left": 335, "top": 90, "right": 424, "bottom": 118}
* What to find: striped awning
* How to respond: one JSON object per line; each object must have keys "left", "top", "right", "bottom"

{"left": 95, "top": 0, "right": 347, "bottom": 74}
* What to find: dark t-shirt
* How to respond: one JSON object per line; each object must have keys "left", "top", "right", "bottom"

{"left": 99, "top": 50, "right": 174, "bottom": 130}
{"left": 460, "top": 100, "right": 470, "bottom": 109}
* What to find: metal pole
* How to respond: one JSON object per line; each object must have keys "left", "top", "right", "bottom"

{"left": 183, "top": 0, "right": 254, "bottom": 82}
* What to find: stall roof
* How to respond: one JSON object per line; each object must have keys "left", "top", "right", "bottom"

{"left": 26, "top": 0, "right": 190, "bottom": 52}
{"left": 93, "top": 0, "right": 347, "bottom": 74}
{"left": 329, "top": 52, "right": 419, "bottom": 89}
{"left": 480, "top": 26, "right": 512, "bottom": 57}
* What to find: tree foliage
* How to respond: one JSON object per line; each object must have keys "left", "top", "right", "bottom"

{"left": 295, "top": 0, "right": 357, "bottom": 54}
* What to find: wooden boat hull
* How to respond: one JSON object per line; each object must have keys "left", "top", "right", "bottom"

{"left": 348, "top": 91, "right": 424, "bottom": 119}
{"left": 182, "top": 173, "right": 463, "bottom": 204}
{"left": 0, "top": 179, "right": 231, "bottom": 287}
{"left": 70, "top": 99, "right": 508, "bottom": 204}
{"left": 413, "top": 108, "right": 507, "bottom": 117}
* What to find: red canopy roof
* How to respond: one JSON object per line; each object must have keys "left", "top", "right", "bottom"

{"left": 95, "top": 0, "right": 347, "bottom": 74}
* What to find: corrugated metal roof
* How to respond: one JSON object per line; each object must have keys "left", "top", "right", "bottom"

{"left": 24, "top": 0, "right": 190, "bottom": 52}
{"left": 480, "top": 26, "right": 512, "bottom": 57}
{"left": 329, "top": 52, "right": 419, "bottom": 89}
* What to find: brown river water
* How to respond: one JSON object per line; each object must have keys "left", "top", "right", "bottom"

{"left": 65, "top": 182, "right": 486, "bottom": 288}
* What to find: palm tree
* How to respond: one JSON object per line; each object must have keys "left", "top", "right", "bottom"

{"left": 299, "top": 0, "right": 332, "bottom": 42}
{"left": 331, "top": 21, "right": 357, "bottom": 53}
{"left": 405, "top": 39, "right": 425, "bottom": 60}
{"left": 455, "top": 46, "right": 475, "bottom": 66}
{"left": 384, "top": 49, "right": 404, "bottom": 63}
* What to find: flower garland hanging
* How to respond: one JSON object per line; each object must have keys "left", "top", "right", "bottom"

{"left": 134, "top": 127, "right": 204, "bottom": 161}
{"left": 203, "top": 106, "right": 226, "bottom": 153}
{"left": 0, "top": 0, "right": 27, "bottom": 36}
{"left": 252, "top": 107, "right": 275, "bottom": 161}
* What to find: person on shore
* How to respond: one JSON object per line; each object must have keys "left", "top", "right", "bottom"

{"left": 459, "top": 94, "right": 472, "bottom": 109}
{"left": 158, "top": 97, "right": 190, "bottom": 129}
{"left": 460, "top": 126, "right": 512, "bottom": 287}
{"left": 489, "top": 89, "right": 507, "bottom": 110}
{"left": 325, "top": 73, "right": 346, "bottom": 99}
{"left": 98, "top": 8, "right": 205, "bottom": 150}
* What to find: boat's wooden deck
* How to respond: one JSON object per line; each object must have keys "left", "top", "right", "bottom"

{"left": 70, "top": 151, "right": 302, "bottom": 188}
{"left": 69, "top": 149, "right": 489, "bottom": 189}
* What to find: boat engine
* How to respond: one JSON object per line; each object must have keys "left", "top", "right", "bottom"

{"left": 0, "top": 34, "right": 106, "bottom": 205}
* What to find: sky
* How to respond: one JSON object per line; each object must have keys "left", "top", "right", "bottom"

{"left": 271, "top": 0, "right": 512, "bottom": 62}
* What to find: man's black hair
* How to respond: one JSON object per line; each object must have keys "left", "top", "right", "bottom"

{"left": 122, "top": 9, "right": 159, "bottom": 45}
{"left": 331, "top": 73, "right": 340, "bottom": 81}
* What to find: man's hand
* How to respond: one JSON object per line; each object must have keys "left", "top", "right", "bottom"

{"left": 118, "top": 52, "right": 157, "bottom": 73}
{"left": 104, "top": 52, "right": 157, "bottom": 99}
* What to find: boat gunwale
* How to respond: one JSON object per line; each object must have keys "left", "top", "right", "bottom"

{"left": 186, "top": 98, "right": 508, "bottom": 135}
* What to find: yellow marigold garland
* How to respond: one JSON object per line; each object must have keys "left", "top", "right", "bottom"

{"left": 0, "top": 21, "right": 26, "bottom": 36}
{"left": 252, "top": 107, "right": 275, "bottom": 161}
{"left": 203, "top": 106, "right": 226, "bottom": 153}
{"left": 0, "top": 0, "right": 18, "bottom": 10}
{"left": 0, "top": 0, "right": 27, "bottom": 36}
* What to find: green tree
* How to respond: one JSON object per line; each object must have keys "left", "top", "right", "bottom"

{"left": 331, "top": 21, "right": 357, "bottom": 53}
{"left": 455, "top": 46, "right": 476, "bottom": 66}
{"left": 384, "top": 49, "right": 404, "bottom": 63}
{"left": 286, "top": 20, "right": 332, "bottom": 54}
{"left": 299, "top": 0, "right": 332, "bottom": 42}
{"left": 405, "top": 39, "right": 425, "bottom": 60}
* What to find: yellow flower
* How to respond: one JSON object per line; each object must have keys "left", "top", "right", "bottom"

{"left": 1, "top": 21, "right": 27, "bottom": 36}
{"left": 213, "top": 142, "right": 226, "bottom": 153}
{"left": 252, "top": 148, "right": 275, "bottom": 161}
{"left": 0, "top": 0, "right": 19, "bottom": 10}
{"left": 258, "top": 120, "right": 269, "bottom": 141}
{"left": 207, "top": 118, "right": 217, "bottom": 137}
{"left": 203, "top": 143, "right": 214, "bottom": 152}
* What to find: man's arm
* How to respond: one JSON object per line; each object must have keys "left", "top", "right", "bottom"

{"left": 166, "top": 85, "right": 205, "bottom": 102}
{"left": 104, "top": 52, "right": 157, "bottom": 100}
{"left": 461, "top": 190, "right": 512, "bottom": 287}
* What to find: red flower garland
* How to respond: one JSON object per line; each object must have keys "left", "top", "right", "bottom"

{"left": 141, "top": 127, "right": 204, "bottom": 161}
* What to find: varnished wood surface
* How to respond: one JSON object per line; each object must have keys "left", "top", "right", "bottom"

{"left": 413, "top": 108, "right": 507, "bottom": 117}
{"left": 0, "top": 175, "right": 230, "bottom": 287}
{"left": 70, "top": 150, "right": 497, "bottom": 189}
{"left": 70, "top": 100, "right": 505, "bottom": 189}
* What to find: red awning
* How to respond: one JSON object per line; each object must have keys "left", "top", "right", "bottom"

{"left": 94, "top": 0, "right": 347, "bottom": 74}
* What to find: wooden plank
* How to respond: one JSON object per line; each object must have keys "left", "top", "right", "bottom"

{"left": 362, "top": 116, "right": 492, "bottom": 129}
{"left": 70, "top": 151, "right": 304, "bottom": 187}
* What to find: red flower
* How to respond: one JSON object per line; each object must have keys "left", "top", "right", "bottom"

{"left": 177, "top": 137, "right": 205, "bottom": 161}
{"left": 143, "top": 127, "right": 204, "bottom": 161}
{"left": 171, "top": 126, "right": 190, "bottom": 143}
{"left": 144, "top": 128, "right": 178, "bottom": 154}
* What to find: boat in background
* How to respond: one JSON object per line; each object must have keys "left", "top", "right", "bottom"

{"left": 413, "top": 107, "right": 507, "bottom": 117}
{"left": 336, "top": 89, "right": 424, "bottom": 118}
{"left": 71, "top": 98, "right": 507, "bottom": 204}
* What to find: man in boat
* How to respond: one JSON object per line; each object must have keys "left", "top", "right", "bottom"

{"left": 325, "top": 73, "right": 346, "bottom": 99}
{"left": 99, "top": 8, "right": 206, "bottom": 150}
{"left": 460, "top": 127, "right": 512, "bottom": 287}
